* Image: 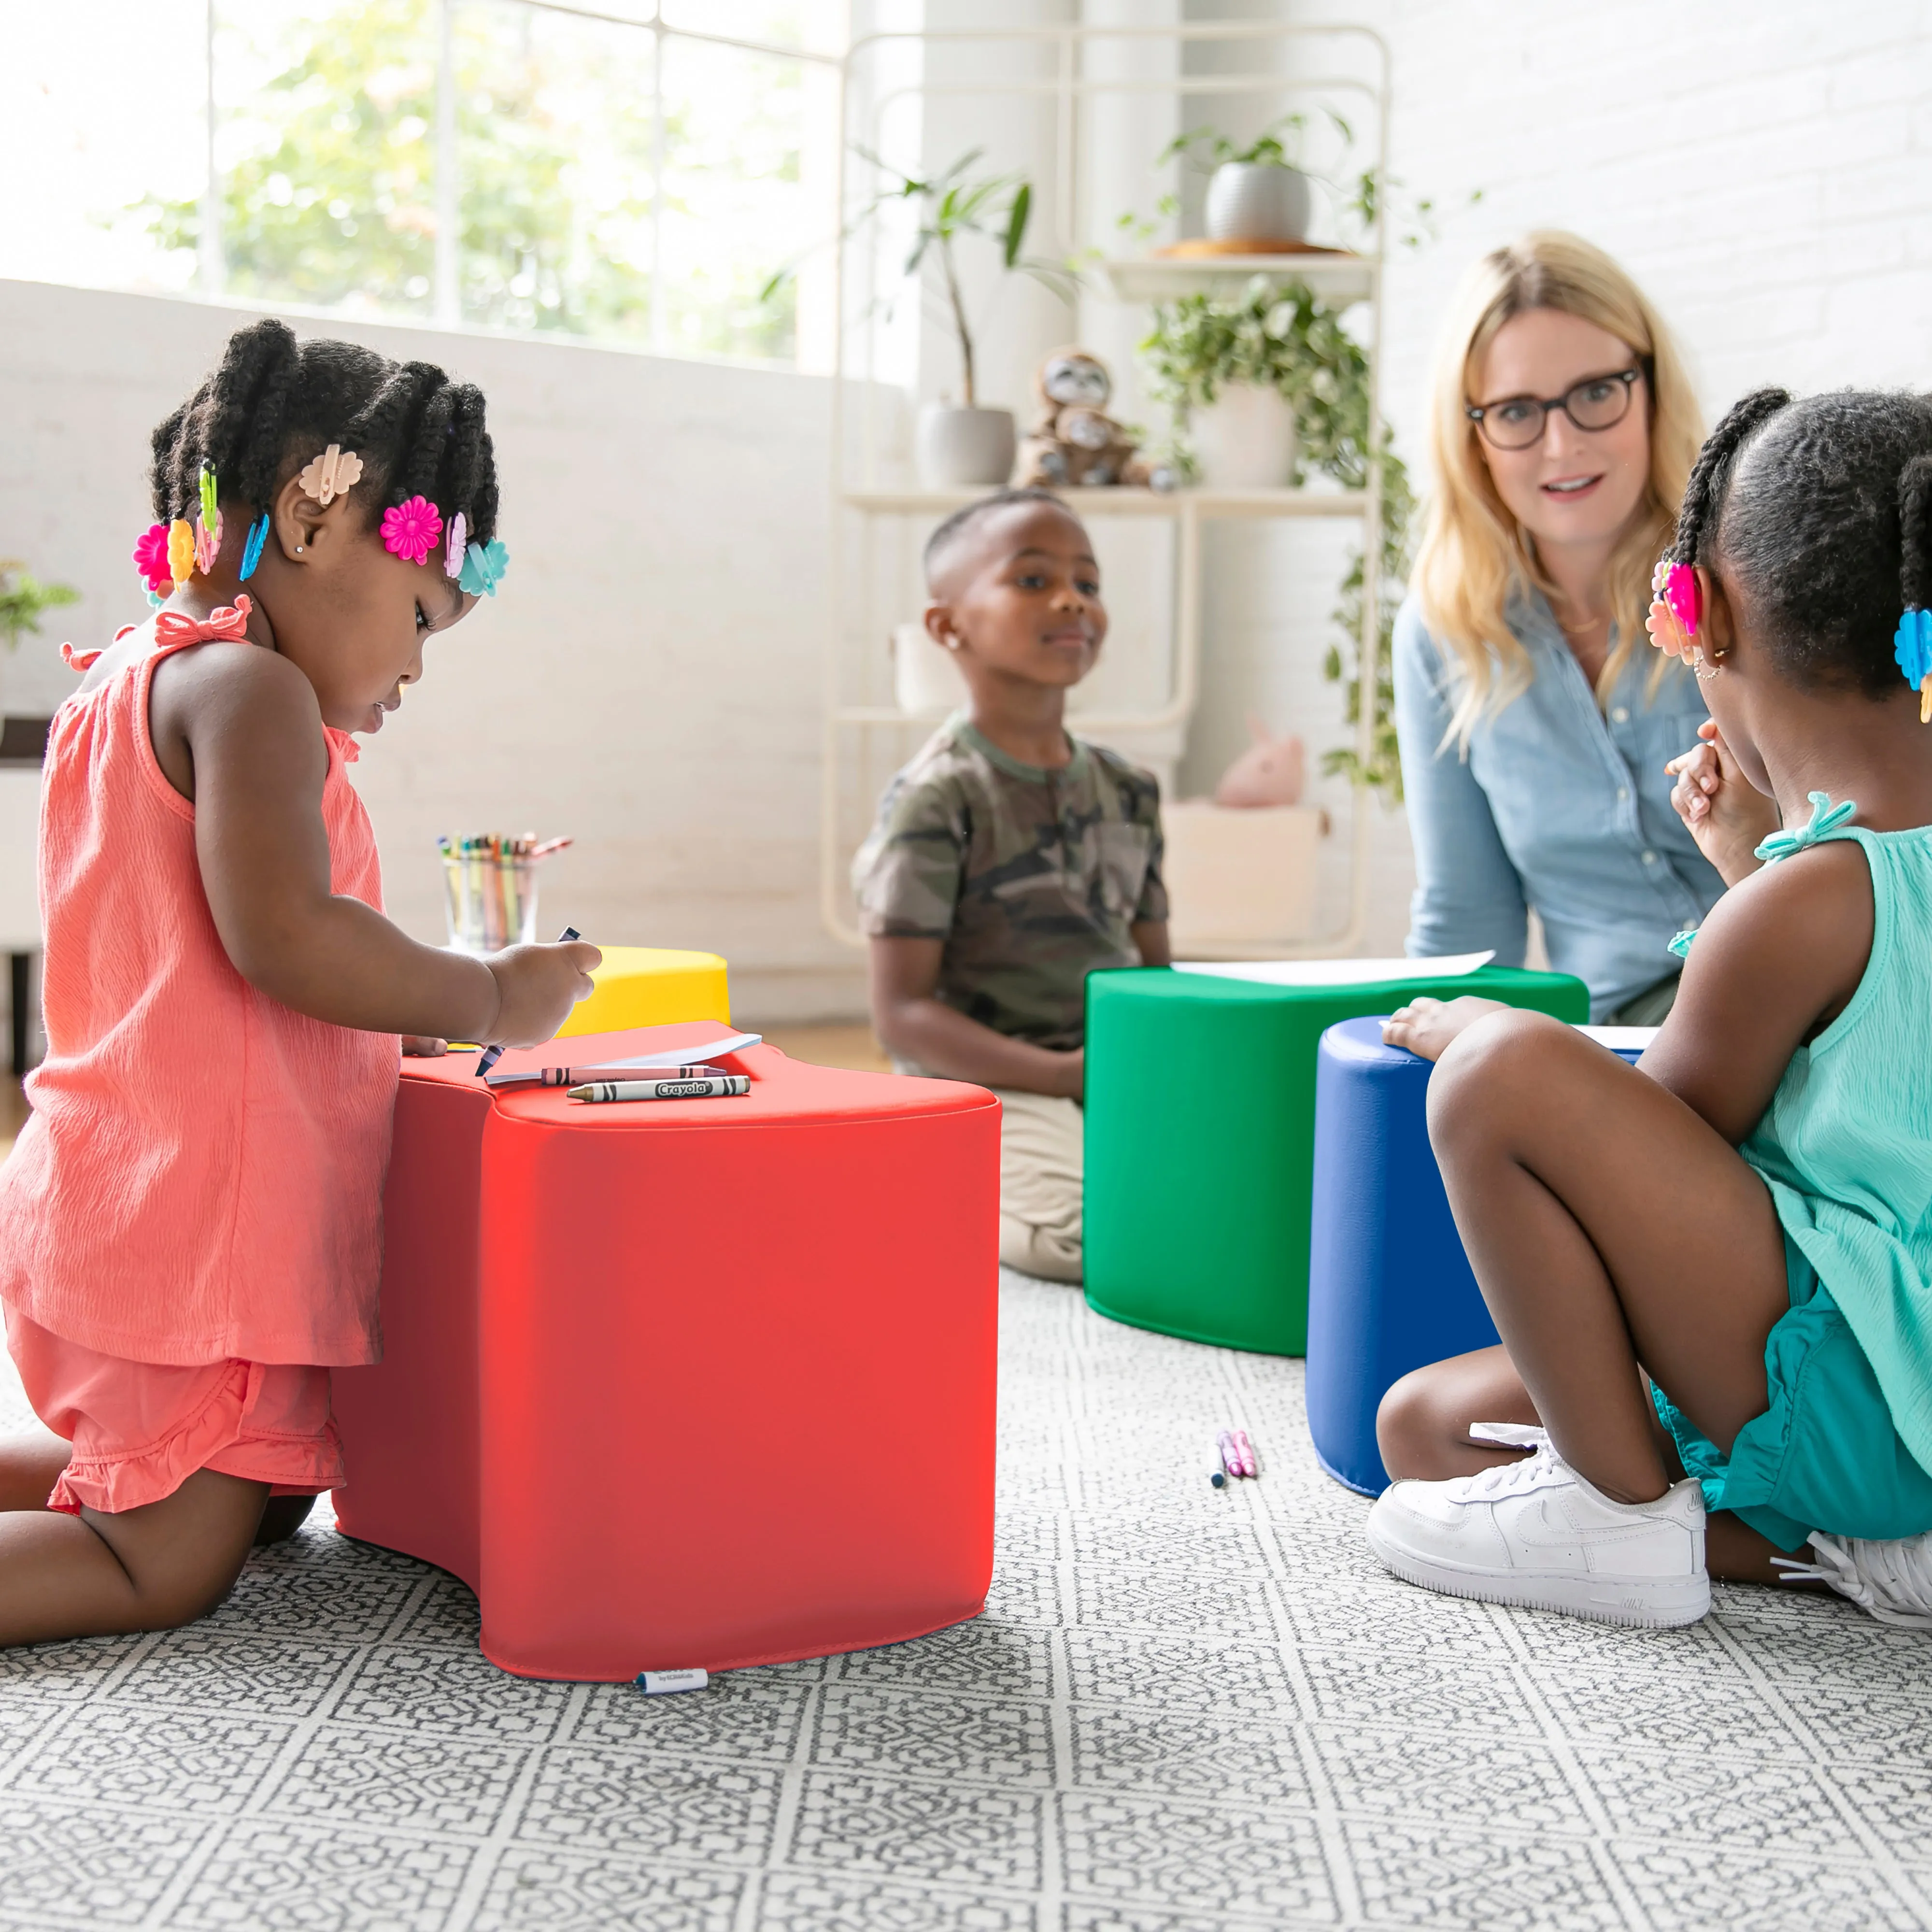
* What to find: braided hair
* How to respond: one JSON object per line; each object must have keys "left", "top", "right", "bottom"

{"left": 1670, "top": 386, "right": 1932, "bottom": 698}
{"left": 147, "top": 319, "right": 500, "bottom": 546}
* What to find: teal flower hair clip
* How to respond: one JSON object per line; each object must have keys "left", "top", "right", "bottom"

{"left": 459, "top": 539, "right": 509, "bottom": 598}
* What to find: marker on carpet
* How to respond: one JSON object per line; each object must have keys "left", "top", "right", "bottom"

{"left": 476, "top": 925, "right": 582, "bottom": 1079}
{"left": 1207, "top": 1451, "right": 1227, "bottom": 1490}
{"left": 636, "top": 1667, "right": 709, "bottom": 1696}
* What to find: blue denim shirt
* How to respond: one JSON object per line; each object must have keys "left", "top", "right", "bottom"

{"left": 1393, "top": 590, "right": 1724, "bottom": 1021}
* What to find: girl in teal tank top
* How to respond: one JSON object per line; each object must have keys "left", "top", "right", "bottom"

{"left": 1361, "top": 387, "right": 1932, "bottom": 1631}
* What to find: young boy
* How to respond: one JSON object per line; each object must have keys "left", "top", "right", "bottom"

{"left": 852, "top": 488, "right": 1170, "bottom": 1282}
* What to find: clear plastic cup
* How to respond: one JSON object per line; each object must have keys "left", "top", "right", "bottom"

{"left": 442, "top": 849, "right": 540, "bottom": 955}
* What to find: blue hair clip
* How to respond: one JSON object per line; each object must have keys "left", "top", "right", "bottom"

{"left": 238, "top": 512, "right": 270, "bottom": 583}
{"left": 458, "top": 538, "right": 509, "bottom": 597}
{"left": 1895, "top": 606, "right": 1932, "bottom": 723}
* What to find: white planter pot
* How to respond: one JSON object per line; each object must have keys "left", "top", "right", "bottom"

{"left": 916, "top": 405, "right": 1017, "bottom": 488}
{"left": 1205, "top": 162, "right": 1311, "bottom": 245}
{"left": 1190, "top": 383, "right": 1298, "bottom": 489}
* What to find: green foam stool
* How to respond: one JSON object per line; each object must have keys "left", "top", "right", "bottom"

{"left": 1083, "top": 965, "right": 1588, "bottom": 1355}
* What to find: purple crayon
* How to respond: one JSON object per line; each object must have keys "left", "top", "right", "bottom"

{"left": 476, "top": 925, "right": 582, "bottom": 1078}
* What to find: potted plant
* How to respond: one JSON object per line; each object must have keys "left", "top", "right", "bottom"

{"left": 766, "top": 148, "right": 1074, "bottom": 486}
{"left": 1159, "top": 113, "right": 1347, "bottom": 249}
{"left": 1138, "top": 278, "right": 1315, "bottom": 486}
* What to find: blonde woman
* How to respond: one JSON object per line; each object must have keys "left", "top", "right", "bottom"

{"left": 1396, "top": 232, "right": 1722, "bottom": 1023}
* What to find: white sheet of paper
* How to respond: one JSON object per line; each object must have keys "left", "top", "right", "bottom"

{"left": 601, "top": 1031, "right": 763, "bottom": 1068}
{"left": 1576, "top": 1025, "right": 1658, "bottom": 1051}
{"left": 1171, "top": 951, "right": 1495, "bottom": 989}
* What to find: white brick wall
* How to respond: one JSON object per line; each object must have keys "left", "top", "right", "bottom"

{"left": 0, "top": 279, "right": 869, "bottom": 1024}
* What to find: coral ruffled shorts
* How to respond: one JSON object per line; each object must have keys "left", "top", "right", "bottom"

{"left": 3, "top": 1307, "right": 345, "bottom": 1516}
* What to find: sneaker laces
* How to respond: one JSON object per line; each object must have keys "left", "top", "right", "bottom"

{"left": 1774, "top": 1531, "right": 1932, "bottom": 1629}
{"left": 1464, "top": 1422, "right": 1564, "bottom": 1498}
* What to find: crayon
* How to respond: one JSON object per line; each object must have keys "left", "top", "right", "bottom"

{"left": 476, "top": 925, "right": 585, "bottom": 1079}
{"left": 1232, "top": 1428, "right": 1259, "bottom": 1477}
{"left": 568, "top": 1076, "right": 751, "bottom": 1102}
{"left": 487, "top": 1064, "right": 728, "bottom": 1090}
{"left": 1217, "top": 1430, "right": 1241, "bottom": 1480}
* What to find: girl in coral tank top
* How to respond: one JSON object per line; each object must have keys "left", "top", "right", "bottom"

{"left": 0, "top": 320, "right": 598, "bottom": 1646}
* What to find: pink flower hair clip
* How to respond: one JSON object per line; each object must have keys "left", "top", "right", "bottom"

{"left": 381, "top": 496, "right": 444, "bottom": 566}
{"left": 1645, "top": 558, "right": 1716, "bottom": 678}
{"left": 133, "top": 523, "right": 174, "bottom": 597}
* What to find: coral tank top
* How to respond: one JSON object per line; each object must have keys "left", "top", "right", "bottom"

{"left": 0, "top": 601, "right": 400, "bottom": 1366}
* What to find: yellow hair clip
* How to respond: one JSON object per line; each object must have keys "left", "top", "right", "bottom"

{"left": 166, "top": 518, "right": 196, "bottom": 586}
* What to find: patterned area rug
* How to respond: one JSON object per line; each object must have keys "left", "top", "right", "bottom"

{"left": 0, "top": 1274, "right": 1929, "bottom": 1931}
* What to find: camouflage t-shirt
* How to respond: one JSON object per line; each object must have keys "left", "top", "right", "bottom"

{"left": 852, "top": 715, "right": 1167, "bottom": 1051}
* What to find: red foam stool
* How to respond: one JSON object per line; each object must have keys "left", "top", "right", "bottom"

{"left": 331, "top": 1022, "right": 1000, "bottom": 1681}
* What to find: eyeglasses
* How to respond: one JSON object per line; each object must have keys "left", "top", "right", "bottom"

{"left": 1464, "top": 369, "right": 1643, "bottom": 451}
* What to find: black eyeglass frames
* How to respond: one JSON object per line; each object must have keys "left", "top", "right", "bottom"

{"left": 1464, "top": 369, "right": 1644, "bottom": 451}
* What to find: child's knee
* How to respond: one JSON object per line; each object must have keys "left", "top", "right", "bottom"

{"left": 1426, "top": 1008, "right": 1572, "bottom": 1151}
{"left": 1377, "top": 1364, "right": 1462, "bottom": 1478}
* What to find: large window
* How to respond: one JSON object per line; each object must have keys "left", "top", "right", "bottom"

{"left": 4, "top": 0, "right": 844, "bottom": 369}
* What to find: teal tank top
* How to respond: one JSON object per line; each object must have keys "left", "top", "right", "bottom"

{"left": 1741, "top": 801, "right": 1932, "bottom": 1474}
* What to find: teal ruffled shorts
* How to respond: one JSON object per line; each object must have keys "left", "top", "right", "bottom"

{"left": 1651, "top": 1236, "right": 1932, "bottom": 1552}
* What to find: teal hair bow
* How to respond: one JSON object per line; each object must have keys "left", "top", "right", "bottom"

{"left": 458, "top": 538, "right": 509, "bottom": 597}
{"left": 1667, "top": 928, "right": 1697, "bottom": 959}
{"left": 1753, "top": 791, "right": 1857, "bottom": 864}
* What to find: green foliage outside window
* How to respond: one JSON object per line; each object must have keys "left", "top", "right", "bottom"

{"left": 136, "top": 0, "right": 804, "bottom": 363}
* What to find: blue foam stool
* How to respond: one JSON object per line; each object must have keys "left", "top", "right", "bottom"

{"left": 1305, "top": 1018, "right": 1651, "bottom": 1495}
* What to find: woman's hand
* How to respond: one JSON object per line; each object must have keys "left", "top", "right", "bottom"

{"left": 1665, "top": 720, "right": 1779, "bottom": 888}
{"left": 1382, "top": 995, "right": 1509, "bottom": 1063}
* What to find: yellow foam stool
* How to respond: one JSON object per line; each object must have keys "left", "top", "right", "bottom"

{"left": 555, "top": 946, "right": 731, "bottom": 1038}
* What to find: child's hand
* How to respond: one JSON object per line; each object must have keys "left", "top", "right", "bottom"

{"left": 1382, "top": 995, "right": 1508, "bottom": 1063}
{"left": 483, "top": 940, "right": 601, "bottom": 1048}
{"left": 1665, "top": 721, "right": 1780, "bottom": 887}
{"left": 401, "top": 1036, "right": 447, "bottom": 1057}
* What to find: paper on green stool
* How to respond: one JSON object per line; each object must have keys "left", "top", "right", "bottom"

{"left": 1082, "top": 964, "right": 1589, "bottom": 1355}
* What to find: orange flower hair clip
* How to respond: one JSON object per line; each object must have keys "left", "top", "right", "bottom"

{"left": 298, "top": 444, "right": 364, "bottom": 507}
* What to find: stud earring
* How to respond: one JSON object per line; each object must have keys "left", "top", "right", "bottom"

{"left": 294, "top": 545, "right": 304, "bottom": 554}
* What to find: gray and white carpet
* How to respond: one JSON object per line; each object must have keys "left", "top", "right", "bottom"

{"left": 0, "top": 1273, "right": 1929, "bottom": 1931}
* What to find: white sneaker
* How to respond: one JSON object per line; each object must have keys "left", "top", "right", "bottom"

{"left": 1365, "top": 1423, "right": 1711, "bottom": 1627}
{"left": 1776, "top": 1531, "right": 1932, "bottom": 1628}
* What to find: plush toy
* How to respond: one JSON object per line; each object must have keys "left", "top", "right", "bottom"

{"left": 1014, "top": 348, "right": 1176, "bottom": 490}
{"left": 1213, "top": 714, "right": 1306, "bottom": 808}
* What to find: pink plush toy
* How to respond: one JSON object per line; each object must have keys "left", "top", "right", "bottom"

{"left": 1213, "top": 714, "right": 1306, "bottom": 809}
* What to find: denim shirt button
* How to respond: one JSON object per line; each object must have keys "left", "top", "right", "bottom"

{"left": 1611, "top": 706, "right": 1630, "bottom": 724}
{"left": 1642, "top": 850, "right": 1657, "bottom": 865}
{"left": 1617, "top": 786, "right": 1630, "bottom": 803}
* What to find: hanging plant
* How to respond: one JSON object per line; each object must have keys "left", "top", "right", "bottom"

{"left": 1140, "top": 278, "right": 1413, "bottom": 802}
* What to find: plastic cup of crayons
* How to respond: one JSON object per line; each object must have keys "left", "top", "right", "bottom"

{"left": 439, "top": 833, "right": 572, "bottom": 955}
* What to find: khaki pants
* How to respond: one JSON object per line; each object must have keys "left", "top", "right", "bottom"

{"left": 992, "top": 1088, "right": 1084, "bottom": 1283}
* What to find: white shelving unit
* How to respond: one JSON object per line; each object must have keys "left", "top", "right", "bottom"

{"left": 824, "top": 21, "right": 1392, "bottom": 956}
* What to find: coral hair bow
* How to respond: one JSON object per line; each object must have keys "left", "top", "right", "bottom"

{"left": 154, "top": 597, "right": 253, "bottom": 646}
